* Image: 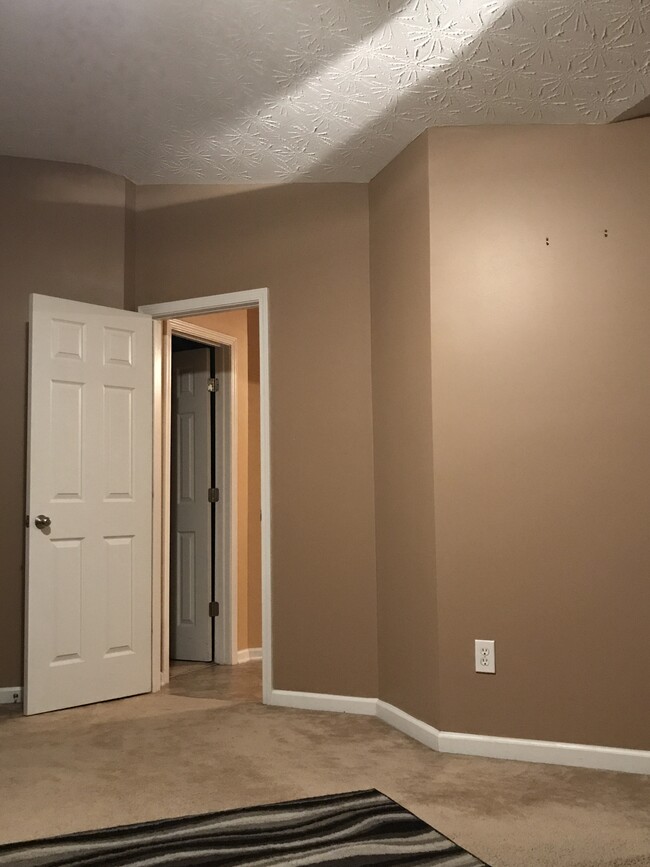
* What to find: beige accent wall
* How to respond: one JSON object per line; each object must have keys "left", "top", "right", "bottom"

{"left": 369, "top": 134, "right": 440, "bottom": 724}
{"left": 182, "top": 309, "right": 261, "bottom": 651}
{"left": 428, "top": 121, "right": 650, "bottom": 751}
{"left": 0, "top": 156, "right": 128, "bottom": 687}
{"left": 134, "top": 183, "right": 378, "bottom": 696}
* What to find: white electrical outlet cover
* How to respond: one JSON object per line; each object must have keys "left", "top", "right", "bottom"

{"left": 475, "top": 639, "right": 495, "bottom": 674}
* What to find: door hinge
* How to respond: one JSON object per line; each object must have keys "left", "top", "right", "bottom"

{"left": 208, "top": 377, "right": 219, "bottom": 392}
{"left": 208, "top": 487, "right": 220, "bottom": 503}
{"left": 209, "top": 601, "right": 220, "bottom": 617}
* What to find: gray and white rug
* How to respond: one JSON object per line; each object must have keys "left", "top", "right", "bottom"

{"left": 0, "top": 789, "right": 489, "bottom": 865}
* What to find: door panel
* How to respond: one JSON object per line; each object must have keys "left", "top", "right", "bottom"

{"left": 104, "top": 535, "right": 135, "bottom": 656}
{"left": 170, "top": 348, "right": 212, "bottom": 662}
{"left": 51, "top": 381, "right": 84, "bottom": 499}
{"left": 50, "top": 538, "right": 83, "bottom": 664}
{"left": 25, "top": 294, "right": 153, "bottom": 715}
{"left": 104, "top": 386, "right": 134, "bottom": 499}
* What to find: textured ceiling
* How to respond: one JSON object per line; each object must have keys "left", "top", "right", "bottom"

{"left": 0, "top": 0, "right": 648, "bottom": 183}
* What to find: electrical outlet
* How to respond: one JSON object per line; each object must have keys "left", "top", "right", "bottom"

{"left": 475, "top": 639, "right": 495, "bottom": 674}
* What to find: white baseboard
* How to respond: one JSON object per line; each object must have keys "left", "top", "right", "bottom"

{"left": 270, "top": 690, "right": 650, "bottom": 775}
{"left": 376, "top": 700, "right": 440, "bottom": 751}
{"left": 0, "top": 687, "right": 22, "bottom": 705}
{"left": 437, "top": 730, "right": 650, "bottom": 775}
{"left": 269, "top": 689, "right": 377, "bottom": 716}
{"left": 237, "top": 647, "right": 263, "bottom": 664}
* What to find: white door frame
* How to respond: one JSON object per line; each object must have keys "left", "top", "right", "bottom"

{"left": 167, "top": 319, "right": 238, "bottom": 671}
{"left": 140, "top": 289, "right": 271, "bottom": 705}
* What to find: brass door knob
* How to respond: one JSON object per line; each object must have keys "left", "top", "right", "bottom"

{"left": 34, "top": 515, "right": 51, "bottom": 530}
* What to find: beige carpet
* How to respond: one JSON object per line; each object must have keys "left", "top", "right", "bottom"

{"left": 1, "top": 662, "right": 648, "bottom": 867}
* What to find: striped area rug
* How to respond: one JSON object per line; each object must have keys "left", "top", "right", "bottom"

{"left": 0, "top": 789, "right": 489, "bottom": 865}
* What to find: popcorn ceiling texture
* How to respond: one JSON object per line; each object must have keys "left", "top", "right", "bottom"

{"left": 0, "top": 0, "right": 648, "bottom": 183}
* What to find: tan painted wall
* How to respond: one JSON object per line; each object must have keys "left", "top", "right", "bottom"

{"left": 5, "top": 128, "right": 648, "bottom": 751}
{"left": 134, "top": 183, "right": 378, "bottom": 696}
{"left": 428, "top": 121, "right": 650, "bottom": 750}
{"left": 0, "top": 156, "right": 128, "bottom": 687}
{"left": 369, "top": 134, "right": 440, "bottom": 725}
{"left": 182, "top": 309, "right": 261, "bottom": 651}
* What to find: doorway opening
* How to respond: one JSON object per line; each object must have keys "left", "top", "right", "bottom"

{"left": 141, "top": 289, "right": 271, "bottom": 704}
{"left": 169, "top": 328, "right": 230, "bottom": 668}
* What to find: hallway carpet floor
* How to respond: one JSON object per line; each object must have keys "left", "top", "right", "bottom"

{"left": 0, "top": 662, "right": 648, "bottom": 867}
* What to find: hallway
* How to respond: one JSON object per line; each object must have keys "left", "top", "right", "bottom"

{"left": 1, "top": 662, "right": 648, "bottom": 867}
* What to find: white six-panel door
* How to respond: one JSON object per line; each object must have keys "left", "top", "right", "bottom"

{"left": 24, "top": 295, "right": 153, "bottom": 715}
{"left": 170, "top": 348, "right": 213, "bottom": 662}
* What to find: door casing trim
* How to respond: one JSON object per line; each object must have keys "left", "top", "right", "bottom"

{"left": 140, "top": 289, "right": 271, "bottom": 704}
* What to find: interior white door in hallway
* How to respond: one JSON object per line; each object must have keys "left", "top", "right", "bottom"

{"left": 25, "top": 294, "right": 153, "bottom": 715}
{"left": 170, "top": 347, "right": 213, "bottom": 662}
